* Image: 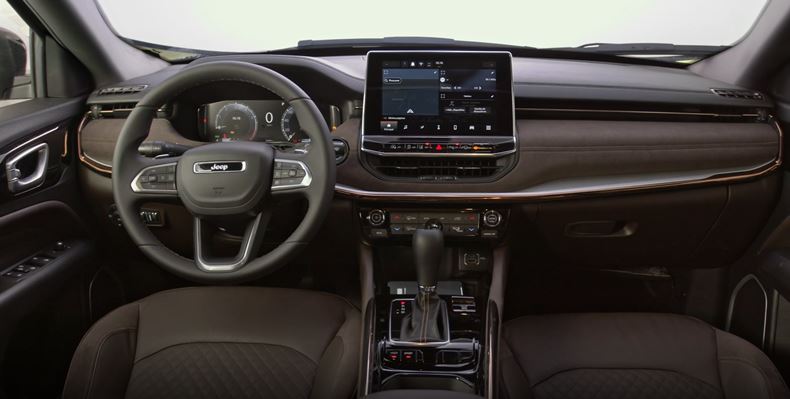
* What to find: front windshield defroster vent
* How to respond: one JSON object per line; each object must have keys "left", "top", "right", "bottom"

{"left": 711, "top": 88, "right": 764, "bottom": 101}
{"left": 97, "top": 85, "right": 148, "bottom": 95}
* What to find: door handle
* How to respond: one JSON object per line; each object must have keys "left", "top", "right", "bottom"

{"left": 5, "top": 142, "right": 49, "bottom": 194}
{"left": 565, "top": 220, "right": 638, "bottom": 238}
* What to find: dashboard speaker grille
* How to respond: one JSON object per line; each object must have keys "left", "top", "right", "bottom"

{"left": 371, "top": 157, "right": 505, "bottom": 180}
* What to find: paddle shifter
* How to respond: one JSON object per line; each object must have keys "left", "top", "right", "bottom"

{"left": 400, "top": 228, "right": 449, "bottom": 343}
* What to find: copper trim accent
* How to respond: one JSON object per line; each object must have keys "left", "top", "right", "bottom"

{"left": 62, "top": 129, "right": 69, "bottom": 158}
{"left": 77, "top": 113, "right": 112, "bottom": 175}
{"left": 335, "top": 119, "right": 783, "bottom": 202}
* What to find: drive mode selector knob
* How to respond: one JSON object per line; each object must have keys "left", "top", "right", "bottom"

{"left": 368, "top": 209, "right": 386, "bottom": 226}
{"left": 483, "top": 210, "right": 502, "bottom": 228}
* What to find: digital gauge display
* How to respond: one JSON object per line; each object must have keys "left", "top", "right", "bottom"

{"left": 198, "top": 100, "right": 309, "bottom": 144}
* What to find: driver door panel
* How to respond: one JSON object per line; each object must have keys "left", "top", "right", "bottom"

{"left": 0, "top": 98, "right": 99, "bottom": 399}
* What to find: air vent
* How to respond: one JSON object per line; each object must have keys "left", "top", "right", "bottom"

{"left": 370, "top": 157, "right": 506, "bottom": 181}
{"left": 89, "top": 103, "right": 169, "bottom": 118}
{"left": 711, "top": 88, "right": 764, "bottom": 100}
{"left": 97, "top": 85, "right": 148, "bottom": 95}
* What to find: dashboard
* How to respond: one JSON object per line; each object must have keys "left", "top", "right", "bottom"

{"left": 73, "top": 49, "right": 783, "bottom": 293}
{"left": 197, "top": 100, "right": 309, "bottom": 145}
{"left": 79, "top": 50, "right": 780, "bottom": 201}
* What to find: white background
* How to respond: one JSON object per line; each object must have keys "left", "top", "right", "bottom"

{"left": 96, "top": 0, "right": 768, "bottom": 52}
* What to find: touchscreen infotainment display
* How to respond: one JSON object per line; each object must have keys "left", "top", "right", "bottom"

{"left": 363, "top": 51, "right": 513, "bottom": 137}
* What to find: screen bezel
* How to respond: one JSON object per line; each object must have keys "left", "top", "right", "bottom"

{"left": 362, "top": 51, "right": 515, "bottom": 138}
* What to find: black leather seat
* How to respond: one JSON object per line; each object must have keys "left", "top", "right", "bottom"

{"left": 62, "top": 287, "right": 360, "bottom": 399}
{"left": 501, "top": 313, "right": 790, "bottom": 399}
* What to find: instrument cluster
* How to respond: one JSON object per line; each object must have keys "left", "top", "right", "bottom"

{"left": 198, "top": 100, "right": 309, "bottom": 145}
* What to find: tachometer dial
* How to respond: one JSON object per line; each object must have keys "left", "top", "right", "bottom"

{"left": 214, "top": 102, "right": 257, "bottom": 142}
{"left": 280, "top": 106, "right": 301, "bottom": 143}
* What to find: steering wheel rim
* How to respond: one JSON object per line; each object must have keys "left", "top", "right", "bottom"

{"left": 112, "top": 61, "right": 336, "bottom": 284}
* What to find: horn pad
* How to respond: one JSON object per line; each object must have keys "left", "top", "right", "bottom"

{"left": 176, "top": 142, "right": 274, "bottom": 217}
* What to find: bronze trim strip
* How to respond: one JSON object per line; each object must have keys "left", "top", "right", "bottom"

{"left": 335, "top": 119, "right": 783, "bottom": 202}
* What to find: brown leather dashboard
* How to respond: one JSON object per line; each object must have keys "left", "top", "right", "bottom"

{"left": 78, "top": 116, "right": 781, "bottom": 201}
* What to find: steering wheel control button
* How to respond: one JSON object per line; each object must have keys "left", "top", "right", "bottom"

{"left": 271, "top": 159, "right": 311, "bottom": 191}
{"left": 133, "top": 163, "right": 177, "bottom": 192}
{"left": 483, "top": 210, "right": 502, "bottom": 227}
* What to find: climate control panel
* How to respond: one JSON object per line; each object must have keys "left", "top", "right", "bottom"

{"left": 360, "top": 207, "right": 507, "bottom": 240}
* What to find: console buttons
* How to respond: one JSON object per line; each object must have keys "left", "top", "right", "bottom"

{"left": 385, "top": 350, "right": 400, "bottom": 363}
{"left": 425, "top": 220, "right": 443, "bottom": 231}
{"left": 451, "top": 296, "right": 477, "bottom": 313}
{"left": 404, "top": 224, "right": 422, "bottom": 233}
{"left": 390, "top": 225, "right": 405, "bottom": 235}
{"left": 483, "top": 210, "right": 502, "bottom": 227}
{"left": 369, "top": 228, "right": 388, "bottom": 238}
{"left": 448, "top": 225, "right": 465, "bottom": 235}
{"left": 481, "top": 230, "right": 499, "bottom": 239}
{"left": 368, "top": 209, "right": 386, "bottom": 226}
{"left": 402, "top": 350, "right": 421, "bottom": 363}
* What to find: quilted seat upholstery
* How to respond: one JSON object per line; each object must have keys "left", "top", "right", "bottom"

{"left": 501, "top": 313, "right": 790, "bottom": 399}
{"left": 62, "top": 287, "right": 360, "bottom": 399}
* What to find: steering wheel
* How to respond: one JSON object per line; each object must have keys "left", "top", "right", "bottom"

{"left": 112, "top": 61, "right": 336, "bottom": 284}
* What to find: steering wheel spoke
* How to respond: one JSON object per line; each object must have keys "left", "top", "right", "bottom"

{"left": 193, "top": 211, "right": 271, "bottom": 272}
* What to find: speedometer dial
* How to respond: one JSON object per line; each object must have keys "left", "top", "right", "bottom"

{"left": 214, "top": 102, "right": 257, "bottom": 142}
{"left": 280, "top": 106, "right": 301, "bottom": 142}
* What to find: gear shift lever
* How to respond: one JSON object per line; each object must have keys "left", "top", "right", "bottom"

{"left": 413, "top": 228, "right": 444, "bottom": 292}
{"left": 399, "top": 228, "right": 448, "bottom": 343}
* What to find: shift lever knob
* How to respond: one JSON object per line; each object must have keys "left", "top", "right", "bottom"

{"left": 413, "top": 228, "right": 444, "bottom": 290}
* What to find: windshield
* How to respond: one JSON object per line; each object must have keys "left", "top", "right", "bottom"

{"left": 96, "top": 0, "right": 767, "bottom": 62}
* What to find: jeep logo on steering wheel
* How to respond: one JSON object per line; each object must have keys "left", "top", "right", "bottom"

{"left": 193, "top": 161, "right": 247, "bottom": 173}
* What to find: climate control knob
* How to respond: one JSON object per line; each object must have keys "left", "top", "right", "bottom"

{"left": 482, "top": 210, "right": 502, "bottom": 228}
{"left": 368, "top": 209, "right": 386, "bottom": 226}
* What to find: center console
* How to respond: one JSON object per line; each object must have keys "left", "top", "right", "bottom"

{"left": 358, "top": 51, "right": 512, "bottom": 397}
{"left": 361, "top": 51, "right": 516, "bottom": 182}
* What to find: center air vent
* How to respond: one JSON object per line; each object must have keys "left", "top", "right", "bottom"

{"left": 711, "top": 88, "right": 764, "bottom": 100}
{"left": 368, "top": 156, "right": 508, "bottom": 181}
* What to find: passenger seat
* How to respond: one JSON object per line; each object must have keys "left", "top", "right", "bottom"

{"left": 500, "top": 313, "right": 789, "bottom": 399}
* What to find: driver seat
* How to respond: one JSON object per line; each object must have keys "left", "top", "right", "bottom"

{"left": 62, "top": 286, "right": 360, "bottom": 399}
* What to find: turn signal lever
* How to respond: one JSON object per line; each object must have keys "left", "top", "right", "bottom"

{"left": 138, "top": 141, "right": 191, "bottom": 157}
